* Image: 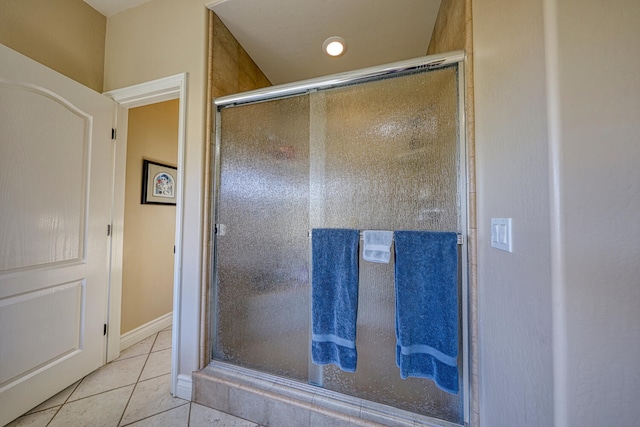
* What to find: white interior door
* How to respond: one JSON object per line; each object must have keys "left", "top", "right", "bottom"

{"left": 0, "top": 44, "right": 115, "bottom": 425}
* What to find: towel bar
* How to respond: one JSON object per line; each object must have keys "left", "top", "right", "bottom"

{"left": 307, "top": 230, "right": 464, "bottom": 245}
{"left": 216, "top": 226, "right": 463, "bottom": 245}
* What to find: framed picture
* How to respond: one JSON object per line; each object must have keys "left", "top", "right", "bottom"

{"left": 141, "top": 159, "right": 177, "bottom": 205}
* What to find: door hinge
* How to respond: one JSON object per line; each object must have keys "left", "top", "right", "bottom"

{"left": 107, "top": 224, "right": 111, "bottom": 236}
{"left": 111, "top": 128, "right": 116, "bottom": 140}
{"left": 173, "top": 245, "right": 176, "bottom": 254}
{"left": 103, "top": 324, "right": 107, "bottom": 336}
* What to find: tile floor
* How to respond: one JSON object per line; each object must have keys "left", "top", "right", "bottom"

{"left": 7, "top": 326, "right": 260, "bottom": 427}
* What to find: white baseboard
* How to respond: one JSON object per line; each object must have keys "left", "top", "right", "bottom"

{"left": 120, "top": 312, "right": 173, "bottom": 351}
{"left": 175, "top": 374, "right": 192, "bottom": 400}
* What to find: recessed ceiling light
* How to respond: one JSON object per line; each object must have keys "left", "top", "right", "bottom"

{"left": 323, "top": 36, "right": 347, "bottom": 57}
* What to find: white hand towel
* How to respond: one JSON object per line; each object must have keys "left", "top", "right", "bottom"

{"left": 363, "top": 230, "right": 393, "bottom": 264}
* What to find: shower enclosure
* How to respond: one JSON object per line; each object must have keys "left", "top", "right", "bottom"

{"left": 209, "top": 52, "right": 468, "bottom": 426}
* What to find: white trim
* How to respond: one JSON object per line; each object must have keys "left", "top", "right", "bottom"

{"left": 103, "top": 72, "right": 188, "bottom": 397}
{"left": 175, "top": 374, "right": 193, "bottom": 401}
{"left": 542, "top": 1, "right": 568, "bottom": 426}
{"left": 120, "top": 312, "right": 173, "bottom": 351}
{"left": 104, "top": 74, "right": 183, "bottom": 108}
{"left": 105, "top": 102, "right": 126, "bottom": 363}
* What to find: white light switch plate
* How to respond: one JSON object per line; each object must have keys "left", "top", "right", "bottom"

{"left": 491, "top": 218, "right": 513, "bottom": 252}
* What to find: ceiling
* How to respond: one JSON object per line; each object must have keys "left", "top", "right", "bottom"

{"left": 85, "top": 0, "right": 441, "bottom": 85}
{"left": 84, "top": 0, "right": 151, "bottom": 17}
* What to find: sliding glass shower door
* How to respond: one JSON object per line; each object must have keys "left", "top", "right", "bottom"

{"left": 213, "top": 95, "right": 311, "bottom": 381}
{"left": 212, "top": 64, "right": 465, "bottom": 424}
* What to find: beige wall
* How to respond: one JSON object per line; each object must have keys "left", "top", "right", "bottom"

{"left": 474, "top": 0, "right": 554, "bottom": 424}
{"left": 474, "top": 0, "right": 640, "bottom": 425}
{"left": 104, "top": 0, "right": 208, "bottom": 380}
{"left": 122, "top": 100, "right": 179, "bottom": 334}
{"left": 0, "top": 0, "right": 106, "bottom": 92}
{"left": 551, "top": 0, "right": 640, "bottom": 424}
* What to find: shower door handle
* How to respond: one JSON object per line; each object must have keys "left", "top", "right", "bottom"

{"left": 215, "top": 223, "right": 227, "bottom": 236}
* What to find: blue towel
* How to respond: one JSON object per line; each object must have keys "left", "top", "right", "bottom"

{"left": 394, "top": 230, "right": 459, "bottom": 394}
{"left": 311, "top": 228, "right": 360, "bottom": 372}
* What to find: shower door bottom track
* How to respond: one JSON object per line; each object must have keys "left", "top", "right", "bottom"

{"left": 193, "top": 362, "right": 462, "bottom": 427}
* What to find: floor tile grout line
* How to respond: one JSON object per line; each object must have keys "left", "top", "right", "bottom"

{"left": 44, "top": 371, "right": 84, "bottom": 426}
{"left": 119, "top": 334, "right": 164, "bottom": 361}
{"left": 53, "top": 382, "right": 140, "bottom": 406}
{"left": 23, "top": 379, "right": 81, "bottom": 416}
{"left": 44, "top": 406, "right": 61, "bottom": 427}
{"left": 43, "top": 402, "right": 63, "bottom": 427}
{"left": 116, "top": 351, "right": 150, "bottom": 362}
{"left": 187, "top": 401, "right": 192, "bottom": 427}
{"left": 137, "top": 371, "right": 174, "bottom": 384}
{"left": 62, "top": 356, "right": 149, "bottom": 405}
{"left": 150, "top": 346, "right": 172, "bottom": 354}
{"left": 118, "top": 401, "right": 191, "bottom": 427}
{"left": 116, "top": 331, "right": 160, "bottom": 427}
{"left": 20, "top": 329, "right": 174, "bottom": 427}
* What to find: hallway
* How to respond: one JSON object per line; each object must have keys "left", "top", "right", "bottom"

{"left": 7, "top": 327, "right": 258, "bottom": 426}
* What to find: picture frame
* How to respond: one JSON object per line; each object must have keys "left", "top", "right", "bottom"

{"left": 141, "top": 159, "right": 177, "bottom": 205}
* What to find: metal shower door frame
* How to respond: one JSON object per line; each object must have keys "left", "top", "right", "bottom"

{"left": 210, "top": 50, "right": 470, "bottom": 425}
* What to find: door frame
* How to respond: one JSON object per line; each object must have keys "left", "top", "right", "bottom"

{"left": 103, "top": 73, "right": 187, "bottom": 396}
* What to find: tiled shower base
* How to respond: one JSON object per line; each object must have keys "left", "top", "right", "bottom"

{"left": 192, "top": 362, "right": 461, "bottom": 427}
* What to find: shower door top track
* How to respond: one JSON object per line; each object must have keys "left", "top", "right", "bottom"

{"left": 214, "top": 50, "right": 465, "bottom": 107}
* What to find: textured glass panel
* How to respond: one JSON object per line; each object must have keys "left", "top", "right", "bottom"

{"left": 315, "top": 68, "right": 459, "bottom": 232}
{"left": 311, "top": 67, "right": 462, "bottom": 423}
{"left": 214, "top": 96, "right": 310, "bottom": 380}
